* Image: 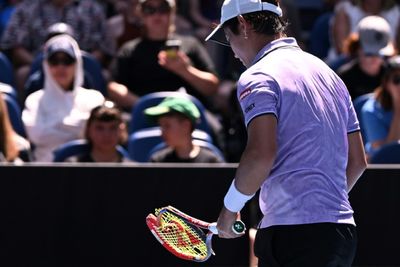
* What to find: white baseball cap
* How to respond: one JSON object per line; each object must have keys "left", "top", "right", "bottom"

{"left": 357, "top": 15, "right": 395, "bottom": 57}
{"left": 205, "top": 0, "right": 283, "bottom": 46}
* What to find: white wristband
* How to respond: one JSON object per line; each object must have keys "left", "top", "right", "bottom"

{"left": 224, "top": 180, "right": 255, "bottom": 213}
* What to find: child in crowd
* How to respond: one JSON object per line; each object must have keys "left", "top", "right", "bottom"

{"left": 144, "top": 96, "right": 224, "bottom": 163}
{"left": 70, "top": 101, "right": 130, "bottom": 163}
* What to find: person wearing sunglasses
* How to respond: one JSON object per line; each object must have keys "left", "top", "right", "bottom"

{"left": 22, "top": 34, "right": 105, "bottom": 162}
{"left": 361, "top": 55, "right": 400, "bottom": 157}
{"left": 108, "top": 0, "right": 219, "bottom": 113}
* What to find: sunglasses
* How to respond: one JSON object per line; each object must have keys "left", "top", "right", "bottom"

{"left": 48, "top": 56, "right": 76, "bottom": 66}
{"left": 390, "top": 74, "right": 400, "bottom": 85}
{"left": 142, "top": 3, "right": 171, "bottom": 15}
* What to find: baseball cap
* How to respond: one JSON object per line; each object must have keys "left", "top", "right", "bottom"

{"left": 46, "top": 22, "right": 75, "bottom": 40}
{"left": 139, "top": 0, "right": 175, "bottom": 8}
{"left": 45, "top": 40, "right": 76, "bottom": 60}
{"left": 357, "top": 15, "right": 395, "bottom": 57}
{"left": 205, "top": 0, "right": 283, "bottom": 46}
{"left": 144, "top": 97, "right": 200, "bottom": 123}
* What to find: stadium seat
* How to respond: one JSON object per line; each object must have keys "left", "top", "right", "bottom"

{"left": 1, "top": 92, "right": 26, "bottom": 137}
{"left": 0, "top": 51, "right": 14, "bottom": 86}
{"left": 353, "top": 93, "right": 373, "bottom": 145}
{"left": 148, "top": 139, "right": 225, "bottom": 162}
{"left": 369, "top": 141, "right": 400, "bottom": 164}
{"left": 127, "top": 127, "right": 213, "bottom": 162}
{"left": 130, "top": 91, "right": 213, "bottom": 137}
{"left": 52, "top": 139, "right": 130, "bottom": 162}
{"left": 28, "top": 50, "right": 107, "bottom": 96}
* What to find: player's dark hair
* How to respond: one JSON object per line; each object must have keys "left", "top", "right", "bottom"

{"left": 223, "top": 0, "right": 287, "bottom": 36}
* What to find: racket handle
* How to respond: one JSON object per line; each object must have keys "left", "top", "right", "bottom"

{"left": 209, "top": 220, "right": 246, "bottom": 235}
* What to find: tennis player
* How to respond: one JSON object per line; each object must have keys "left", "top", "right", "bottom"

{"left": 206, "top": 0, "right": 367, "bottom": 266}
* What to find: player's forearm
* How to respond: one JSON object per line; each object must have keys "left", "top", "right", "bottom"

{"left": 234, "top": 143, "right": 276, "bottom": 196}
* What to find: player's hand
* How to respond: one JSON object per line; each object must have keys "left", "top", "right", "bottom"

{"left": 216, "top": 206, "right": 245, "bottom": 239}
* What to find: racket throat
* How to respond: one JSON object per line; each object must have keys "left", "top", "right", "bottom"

{"left": 206, "top": 232, "right": 216, "bottom": 256}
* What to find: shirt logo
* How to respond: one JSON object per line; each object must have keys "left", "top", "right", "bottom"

{"left": 245, "top": 103, "right": 255, "bottom": 113}
{"left": 239, "top": 88, "right": 252, "bottom": 101}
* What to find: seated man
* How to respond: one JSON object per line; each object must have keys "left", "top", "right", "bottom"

{"left": 108, "top": 0, "right": 219, "bottom": 111}
{"left": 144, "top": 96, "right": 224, "bottom": 163}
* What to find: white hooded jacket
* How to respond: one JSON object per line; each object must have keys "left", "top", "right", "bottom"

{"left": 22, "top": 34, "right": 104, "bottom": 162}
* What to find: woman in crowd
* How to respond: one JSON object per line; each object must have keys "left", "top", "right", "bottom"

{"left": 22, "top": 34, "right": 104, "bottom": 162}
{"left": 361, "top": 55, "right": 400, "bottom": 156}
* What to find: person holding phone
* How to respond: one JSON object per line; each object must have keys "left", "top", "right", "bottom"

{"left": 361, "top": 55, "right": 400, "bottom": 157}
{"left": 205, "top": 0, "right": 367, "bottom": 266}
{"left": 108, "top": 0, "right": 220, "bottom": 111}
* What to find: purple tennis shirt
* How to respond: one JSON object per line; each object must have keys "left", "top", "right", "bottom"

{"left": 237, "top": 38, "right": 360, "bottom": 228}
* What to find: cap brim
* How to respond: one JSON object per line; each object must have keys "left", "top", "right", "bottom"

{"left": 380, "top": 42, "right": 395, "bottom": 57}
{"left": 144, "top": 106, "right": 171, "bottom": 117}
{"left": 205, "top": 24, "right": 230, "bottom": 46}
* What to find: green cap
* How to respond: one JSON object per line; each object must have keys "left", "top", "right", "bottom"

{"left": 144, "top": 97, "right": 200, "bottom": 123}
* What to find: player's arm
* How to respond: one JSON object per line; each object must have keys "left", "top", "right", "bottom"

{"left": 346, "top": 131, "right": 367, "bottom": 192}
{"left": 217, "top": 114, "right": 277, "bottom": 237}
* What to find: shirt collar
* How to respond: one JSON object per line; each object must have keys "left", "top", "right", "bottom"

{"left": 251, "top": 37, "right": 299, "bottom": 66}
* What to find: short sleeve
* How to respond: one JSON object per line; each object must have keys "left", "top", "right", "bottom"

{"left": 237, "top": 72, "right": 279, "bottom": 127}
{"left": 347, "top": 97, "right": 360, "bottom": 134}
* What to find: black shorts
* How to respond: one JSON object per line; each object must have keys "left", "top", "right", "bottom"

{"left": 254, "top": 223, "right": 357, "bottom": 267}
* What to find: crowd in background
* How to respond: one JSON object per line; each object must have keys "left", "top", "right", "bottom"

{"left": 1, "top": 0, "right": 400, "bottom": 164}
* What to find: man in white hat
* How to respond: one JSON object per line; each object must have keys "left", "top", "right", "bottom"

{"left": 206, "top": 1, "right": 367, "bottom": 266}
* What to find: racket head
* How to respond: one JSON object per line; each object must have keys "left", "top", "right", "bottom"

{"left": 146, "top": 208, "right": 214, "bottom": 262}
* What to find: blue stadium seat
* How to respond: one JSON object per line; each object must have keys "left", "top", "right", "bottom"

{"left": 127, "top": 127, "right": 213, "bottom": 162}
{"left": 369, "top": 141, "right": 400, "bottom": 164}
{"left": 130, "top": 91, "right": 213, "bottom": 138}
{"left": 28, "top": 50, "right": 107, "bottom": 96}
{"left": 0, "top": 51, "right": 14, "bottom": 86}
{"left": 353, "top": 93, "right": 373, "bottom": 145}
{"left": 148, "top": 139, "right": 225, "bottom": 162}
{"left": 2, "top": 92, "right": 26, "bottom": 137}
{"left": 52, "top": 139, "right": 130, "bottom": 162}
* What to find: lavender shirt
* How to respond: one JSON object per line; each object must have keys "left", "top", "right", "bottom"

{"left": 237, "top": 38, "right": 359, "bottom": 228}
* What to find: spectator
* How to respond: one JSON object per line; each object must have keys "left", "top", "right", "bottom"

{"left": 329, "top": 0, "right": 399, "bottom": 61}
{"left": 361, "top": 55, "right": 400, "bottom": 156}
{"left": 108, "top": 0, "right": 219, "bottom": 111}
{"left": 23, "top": 22, "right": 107, "bottom": 103}
{"left": 337, "top": 15, "right": 396, "bottom": 99}
{"left": 0, "top": 91, "right": 31, "bottom": 163}
{"left": 144, "top": 96, "right": 224, "bottom": 163}
{"left": 106, "top": 0, "right": 143, "bottom": 51}
{"left": 0, "top": 0, "right": 113, "bottom": 93}
{"left": 22, "top": 34, "right": 105, "bottom": 162}
{"left": 66, "top": 101, "right": 130, "bottom": 162}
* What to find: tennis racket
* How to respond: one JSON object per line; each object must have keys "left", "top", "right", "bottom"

{"left": 146, "top": 205, "right": 245, "bottom": 262}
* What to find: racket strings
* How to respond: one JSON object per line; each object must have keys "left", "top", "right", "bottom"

{"left": 155, "top": 209, "right": 208, "bottom": 258}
